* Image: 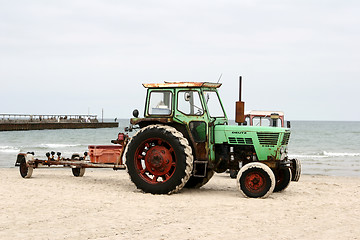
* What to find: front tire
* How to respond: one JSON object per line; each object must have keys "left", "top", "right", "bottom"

{"left": 290, "top": 158, "right": 301, "bottom": 181}
{"left": 237, "top": 162, "right": 275, "bottom": 198}
{"left": 274, "top": 168, "right": 292, "bottom": 192}
{"left": 229, "top": 169, "right": 238, "bottom": 179}
{"left": 124, "top": 125, "right": 193, "bottom": 194}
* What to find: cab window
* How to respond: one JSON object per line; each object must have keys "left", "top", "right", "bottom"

{"left": 177, "top": 91, "right": 204, "bottom": 115}
{"left": 148, "top": 91, "right": 172, "bottom": 115}
{"left": 203, "top": 91, "right": 225, "bottom": 118}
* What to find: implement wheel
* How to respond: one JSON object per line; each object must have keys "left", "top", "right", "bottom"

{"left": 19, "top": 157, "right": 33, "bottom": 178}
{"left": 71, "top": 154, "right": 85, "bottom": 177}
{"left": 237, "top": 162, "right": 275, "bottom": 198}
{"left": 72, "top": 168, "right": 85, "bottom": 177}
{"left": 274, "top": 168, "right": 292, "bottom": 192}
{"left": 125, "top": 125, "right": 193, "bottom": 194}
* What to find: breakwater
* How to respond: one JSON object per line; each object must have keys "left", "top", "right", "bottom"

{"left": 0, "top": 114, "right": 118, "bottom": 131}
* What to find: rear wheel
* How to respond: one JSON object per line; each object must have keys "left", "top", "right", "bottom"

{"left": 237, "top": 162, "right": 275, "bottom": 198}
{"left": 124, "top": 125, "right": 193, "bottom": 194}
{"left": 274, "top": 168, "right": 292, "bottom": 192}
{"left": 184, "top": 170, "right": 214, "bottom": 188}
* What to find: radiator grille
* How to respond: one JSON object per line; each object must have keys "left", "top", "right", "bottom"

{"left": 257, "top": 133, "right": 279, "bottom": 145}
{"left": 228, "top": 137, "right": 253, "bottom": 145}
{"left": 282, "top": 132, "right": 290, "bottom": 145}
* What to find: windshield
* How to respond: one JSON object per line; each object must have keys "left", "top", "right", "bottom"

{"left": 203, "top": 91, "right": 225, "bottom": 118}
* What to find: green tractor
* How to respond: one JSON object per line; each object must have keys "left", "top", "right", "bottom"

{"left": 124, "top": 77, "right": 300, "bottom": 198}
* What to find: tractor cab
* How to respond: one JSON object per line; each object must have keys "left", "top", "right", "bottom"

{"left": 130, "top": 82, "right": 227, "bottom": 173}
{"left": 245, "top": 110, "right": 287, "bottom": 128}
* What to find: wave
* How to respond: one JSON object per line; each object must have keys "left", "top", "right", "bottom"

{"left": 288, "top": 154, "right": 327, "bottom": 159}
{"left": 289, "top": 151, "right": 360, "bottom": 159}
{"left": 323, "top": 151, "right": 360, "bottom": 157}
{"left": 39, "top": 143, "right": 82, "bottom": 148}
{"left": 0, "top": 146, "right": 20, "bottom": 153}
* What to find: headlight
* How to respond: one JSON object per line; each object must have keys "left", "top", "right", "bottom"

{"left": 280, "top": 147, "right": 285, "bottom": 154}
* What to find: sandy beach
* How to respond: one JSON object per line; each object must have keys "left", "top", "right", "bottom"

{"left": 1, "top": 168, "right": 359, "bottom": 240}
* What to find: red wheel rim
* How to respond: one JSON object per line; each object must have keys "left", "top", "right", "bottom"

{"left": 244, "top": 171, "right": 266, "bottom": 193}
{"left": 134, "top": 138, "right": 176, "bottom": 184}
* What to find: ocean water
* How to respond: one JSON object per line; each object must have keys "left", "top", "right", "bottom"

{"left": 0, "top": 120, "right": 359, "bottom": 176}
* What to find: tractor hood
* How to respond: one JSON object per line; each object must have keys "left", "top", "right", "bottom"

{"left": 215, "top": 125, "right": 289, "bottom": 144}
{"left": 214, "top": 125, "right": 291, "bottom": 161}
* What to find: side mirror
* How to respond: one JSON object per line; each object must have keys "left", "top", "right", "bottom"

{"left": 184, "top": 92, "right": 191, "bottom": 101}
{"left": 133, "top": 109, "right": 139, "bottom": 118}
{"left": 287, "top": 121, "right": 291, "bottom": 128}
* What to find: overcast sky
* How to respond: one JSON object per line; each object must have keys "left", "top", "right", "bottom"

{"left": 1, "top": 0, "right": 359, "bottom": 121}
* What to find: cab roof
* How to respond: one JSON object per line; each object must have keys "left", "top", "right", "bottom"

{"left": 143, "top": 82, "right": 222, "bottom": 88}
{"left": 245, "top": 110, "right": 284, "bottom": 117}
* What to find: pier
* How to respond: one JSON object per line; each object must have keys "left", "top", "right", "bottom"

{"left": 0, "top": 114, "right": 118, "bottom": 131}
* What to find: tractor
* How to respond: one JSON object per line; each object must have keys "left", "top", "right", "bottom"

{"left": 124, "top": 77, "right": 300, "bottom": 198}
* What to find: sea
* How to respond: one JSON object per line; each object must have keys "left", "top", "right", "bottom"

{"left": 0, "top": 119, "right": 359, "bottom": 177}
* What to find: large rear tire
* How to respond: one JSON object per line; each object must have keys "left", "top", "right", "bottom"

{"left": 184, "top": 170, "right": 214, "bottom": 189}
{"left": 124, "top": 125, "right": 193, "bottom": 194}
{"left": 237, "top": 162, "right": 275, "bottom": 198}
{"left": 274, "top": 168, "right": 292, "bottom": 192}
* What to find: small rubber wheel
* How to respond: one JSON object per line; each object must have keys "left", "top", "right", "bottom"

{"left": 184, "top": 170, "right": 214, "bottom": 188}
{"left": 71, "top": 154, "right": 85, "bottom": 177}
{"left": 19, "top": 158, "right": 33, "bottom": 178}
{"left": 72, "top": 168, "right": 85, "bottom": 177}
{"left": 237, "top": 162, "right": 275, "bottom": 198}
{"left": 290, "top": 158, "right": 301, "bottom": 182}
{"left": 274, "top": 168, "right": 292, "bottom": 192}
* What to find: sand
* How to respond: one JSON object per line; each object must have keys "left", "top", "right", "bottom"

{"left": 1, "top": 168, "right": 359, "bottom": 240}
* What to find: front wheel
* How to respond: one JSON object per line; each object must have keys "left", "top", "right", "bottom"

{"left": 274, "top": 168, "right": 292, "bottom": 192}
{"left": 229, "top": 169, "right": 238, "bottom": 179}
{"left": 124, "top": 125, "right": 193, "bottom": 194}
{"left": 237, "top": 162, "right": 275, "bottom": 198}
{"left": 290, "top": 158, "right": 301, "bottom": 182}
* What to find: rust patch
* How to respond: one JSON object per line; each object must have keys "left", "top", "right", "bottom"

{"left": 143, "top": 82, "right": 222, "bottom": 88}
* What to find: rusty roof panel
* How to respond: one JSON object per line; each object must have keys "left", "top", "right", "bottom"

{"left": 142, "top": 82, "right": 222, "bottom": 88}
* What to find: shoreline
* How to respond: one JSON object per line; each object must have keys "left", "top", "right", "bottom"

{"left": 1, "top": 168, "right": 360, "bottom": 239}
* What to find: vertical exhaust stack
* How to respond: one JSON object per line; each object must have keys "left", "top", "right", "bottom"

{"left": 235, "top": 76, "right": 245, "bottom": 125}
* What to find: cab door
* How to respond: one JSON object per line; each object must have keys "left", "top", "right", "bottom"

{"left": 174, "top": 89, "right": 210, "bottom": 162}
{"left": 201, "top": 89, "right": 228, "bottom": 162}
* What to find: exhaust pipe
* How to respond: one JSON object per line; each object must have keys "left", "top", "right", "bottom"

{"left": 235, "top": 76, "right": 245, "bottom": 125}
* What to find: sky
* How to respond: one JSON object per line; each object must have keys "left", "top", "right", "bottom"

{"left": 1, "top": 0, "right": 359, "bottom": 121}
